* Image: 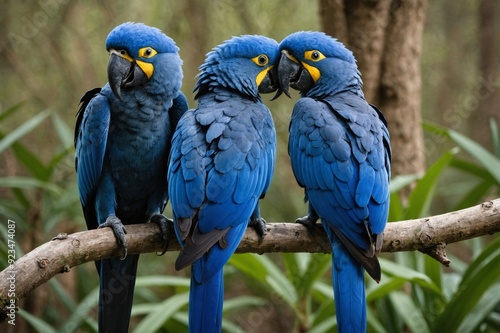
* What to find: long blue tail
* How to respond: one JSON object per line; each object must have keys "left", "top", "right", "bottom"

{"left": 330, "top": 233, "right": 366, "bottom": 333}
{"left": 188, "top": 263, "right": 224, "bottom": 333}
{"left": 98, "top": 254, "right": 139, "bottom": 333}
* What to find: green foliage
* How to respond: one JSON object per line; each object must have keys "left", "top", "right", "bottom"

{"left": 2, "top": 111, "right": 500, "bottom": 331}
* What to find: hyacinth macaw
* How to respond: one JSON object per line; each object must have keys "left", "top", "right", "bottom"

{"left": 74, "top": 22, "right": 187, "bottom": 333}
{"left": 168, "top": 35, "right": 279, "bottom": 332}
{"left": 276, "top": 31, "right": 391, "bottom": 332}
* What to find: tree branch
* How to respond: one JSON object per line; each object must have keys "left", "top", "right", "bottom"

{"left": 1, "top": 199, "right": 500, "bottom": 310}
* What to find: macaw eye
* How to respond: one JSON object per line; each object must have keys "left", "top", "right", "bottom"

{"left": 139, "top": 47, "right": 158, "bottom": 58}
{"left": 304, "top": 50, "right": 326, "bottom": 62}
{"left": 252, "top": 54, "right": 269, "bottom": 66}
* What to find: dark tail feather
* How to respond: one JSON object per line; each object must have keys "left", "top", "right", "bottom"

{"left": 331, "top": 225, "right": 381, "bottom": 282}
{"left": 331, "top": 235, "right": 366, "bottom": 333}
{"left": 98, "top": 254, "right": 140, "bottom": 333}
{"left": 188, "top": 267, "right": 224, "bottom": 333}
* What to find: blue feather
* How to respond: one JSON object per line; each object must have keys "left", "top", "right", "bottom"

{"left": 281, "top": 31, "right": 391, "bottom": 332}
{"left": 75, "top": 23, "right": 186, "bottom": 332}
{"left": 168, "top": 35, "right": 278, "bottom": 332}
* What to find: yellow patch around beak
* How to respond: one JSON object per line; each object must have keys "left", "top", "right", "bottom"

{"left": 301, "top": 62, "right": 321, "bottom": 83}
{"left": 136, "top": 60, "right": 154, "bottom": 79}
{"left": 256, "top": 65, "right": 273, "bottom": 87}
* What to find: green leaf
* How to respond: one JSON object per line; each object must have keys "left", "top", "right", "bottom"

{"left": 0, "top": 108, "right": 51, "bottom": 154}
{"left": 132, "top": 292, "right": 189, "bottom": 333}
{"left": 308, "top": 316, "right": 337, "bottom": 333}
{"left": 379, "top": 258, "right": 441, "bottom": 294}
{"left": 433, "top": 237, "right": 500, "bottom": 332}
{"left": 457, "top": 283, "right": 500, "bottom": 333}
{"left": 0, "top": 177, "right": 62, "bottom": 194}
{"left": 367, "top": 307, "right": 389, "bottom": 333}
{"left": 405, "top": 148, "right": 457, "bottom": 219}
{"left": 135, "top": 275, "right": 190, "bottom": 288}
{"left": 452, "top": 178, "right": 492, "bottom": 211}
{"left": 0, "top": 102, "right": 24, "bottom": 122}
{"left": 450, "top": 157, "right": 496, "bottom": 182}
{"left": 389, "top": 174, "right": 421, "bottom": 193}
{"left": 490, "top": 118, "right": 500, "bottom": 157}
{"left": 0, "top": 130, "right": 50, "bottom": 180}
{"left": 366, "top": 277, "right": 406, "bottom": 302}
{"left": 388, "top": 191, "right": 404, "bottom": 222}
{"left": 389, "top": 291, "right": 429, "bottom": 333}
{"left": 60, "top": 287, "right": 99, "bottom": 333}
{"left": 448, "top": 129, "right": 500, "bottom": 184}
{"left": 223, "top": 296, "right": 266, "bottom": 313}
{"left": 19, "top": 309, "right": 58, "bottom": 333}
{"left": 297, "top": 253, "right": 331, "bottom": 296}
{"left": 229, "top": 253, "right": 268, "bottom": 283}
{"left": 230, "top": 254, "right": 298, "bottom": 306}
{"left": 51, "top": 113, "right": 74, "bottom": 148}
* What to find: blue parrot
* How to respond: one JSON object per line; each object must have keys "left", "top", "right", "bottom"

{"left": 74, "top": 22, "right": 187, "bottom": 333}
{"left": 276, "top": 31, "right": 391, "bottom": 332}
{"left": 168, "top": 35, "right": 279, "bottom": 332}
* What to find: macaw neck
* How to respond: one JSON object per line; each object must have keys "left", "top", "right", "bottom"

{"left": 304, "top": 81, "right": 365, "bottom": 100}
{"left": 195, "top": 84, "right": 262, "bottom": 104}
{"left": 305, "top": 60, "right": 365, "bottom": 99}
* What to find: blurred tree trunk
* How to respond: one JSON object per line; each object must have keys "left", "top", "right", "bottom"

{"left": 471, "top": 0, "right": 500, "bottom": 150}
{"left": 319, "top": 0, "right": 428, "bottom": 197}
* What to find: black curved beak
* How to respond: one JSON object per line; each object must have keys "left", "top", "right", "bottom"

{"left": 258, "top": 65, "right": 279, "bottom": 95}
{"left": 276, "top": 51, "right": 314, "bottom": 99}
{"left": 107, "top": 53, "right": 148, "bottom": 101}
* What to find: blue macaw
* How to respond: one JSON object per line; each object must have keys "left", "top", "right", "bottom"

{"left": 276, "top": 31, "right": 391, "bottom": 332}
{"left": 168, "top": 35, "right": 279, "bottom": 332}
{"left": 74, "top": 22, "right": 187, "bottom": 333}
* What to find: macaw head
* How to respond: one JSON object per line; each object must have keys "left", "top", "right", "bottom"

{"left": 105, "top": 22, "right": 183, "bottom": 100}
{"left": 276, "top": 31, "right": 363, "bottom": 99}
{"left": 194, "top": 35, "right": 280, "bottom": 101}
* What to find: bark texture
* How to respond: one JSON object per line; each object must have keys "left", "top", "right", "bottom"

{"left": 1, "top": 198, "right": 499, "bottom": 313}
{"left": 319, "top": 0, "right": 428, "bottom": 178}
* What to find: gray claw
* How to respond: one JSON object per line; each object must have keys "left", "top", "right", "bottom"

{"left": 151, "top": 214, "right": 170, "bottom": 255}
{"left": 99, "top": 215, "right": 127, "bottom": 259}
{"left": 249, "top": 217, "right": 267, "bottom": 240}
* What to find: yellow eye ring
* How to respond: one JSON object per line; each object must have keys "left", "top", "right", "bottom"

{"left": 138, "top": 47, "right": 157, "bottom": 58}
{"left": 252, "top": 54, "right": 269, "bottom": 66}
{"left": 304, "top": 50, "right": 325, "bottom": 62}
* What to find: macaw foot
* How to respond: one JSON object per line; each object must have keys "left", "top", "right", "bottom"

{"left": 151, "top": 214, "right": 170, "bottom": 256}
{"left": 249, "top": 217, "right": 267, "bottom": 240}
{"left": 295, "top": 212, "right": 319, "bottom": 235}
{"left": 99, "top": 215, "right": 127, "bottom": 260}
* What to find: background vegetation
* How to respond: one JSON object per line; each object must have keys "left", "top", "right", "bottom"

{"left": 0, "top": 0, "right": 499, "bottom": 332}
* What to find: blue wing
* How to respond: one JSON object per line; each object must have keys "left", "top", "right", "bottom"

{"left": 289, "top": 92, "right": 390, "bottom": 265}
{"left": 75, "top": 88, "right": 110, "bottom": 230}
{"left": 168, "top": 93, "right": 275, "bottom": 282}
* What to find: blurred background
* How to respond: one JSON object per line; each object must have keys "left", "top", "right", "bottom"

{"left": 1, "top": 0, "right": 499, "bottom": 332}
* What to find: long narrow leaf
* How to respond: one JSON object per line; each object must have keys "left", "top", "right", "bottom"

{"left": 0, "top": 102, "right": 24, "bottom": 122}
{"left": 0, "top": 131, "right": 49, "bottom": 180}
{"left": 448, "top": 129, "right": 500, "bottom": 184}
{"left": 379, "top": 258, "right": 441, "bottom": 294}
{"left": 405, "top": 148, "right": 457, "bottom": 219}
{"left": 0, "top": 177, "right": 62, "bottom": 194}
{"left": 389, "top": 291, "right": 430, "bottom": 333}
{"left": 19, "top": 309, "right": 58, "bottom": 333}
{"left": 0, "top": 108, "right": 51, "bottom": 154}
{"left": 433, "top": 238, "right": 500, "bottom": 332}
{"left": 60, "top": 287, "right": 99, "bottom": 333}
{"left": 51, "top": 113, "right": 74, "bottom": 148}
{"left": 457, "top": 283, "right": 500, "bottom": 333}
{"left": 490, "top": 118, "right": 500, "bottom": 157}
{"left": 132, "top": 292, "right": 189, "bottom": 333}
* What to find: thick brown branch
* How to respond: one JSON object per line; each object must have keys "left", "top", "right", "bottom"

{"left": 1, "top": 199, "right": 500, "bottom": 308}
